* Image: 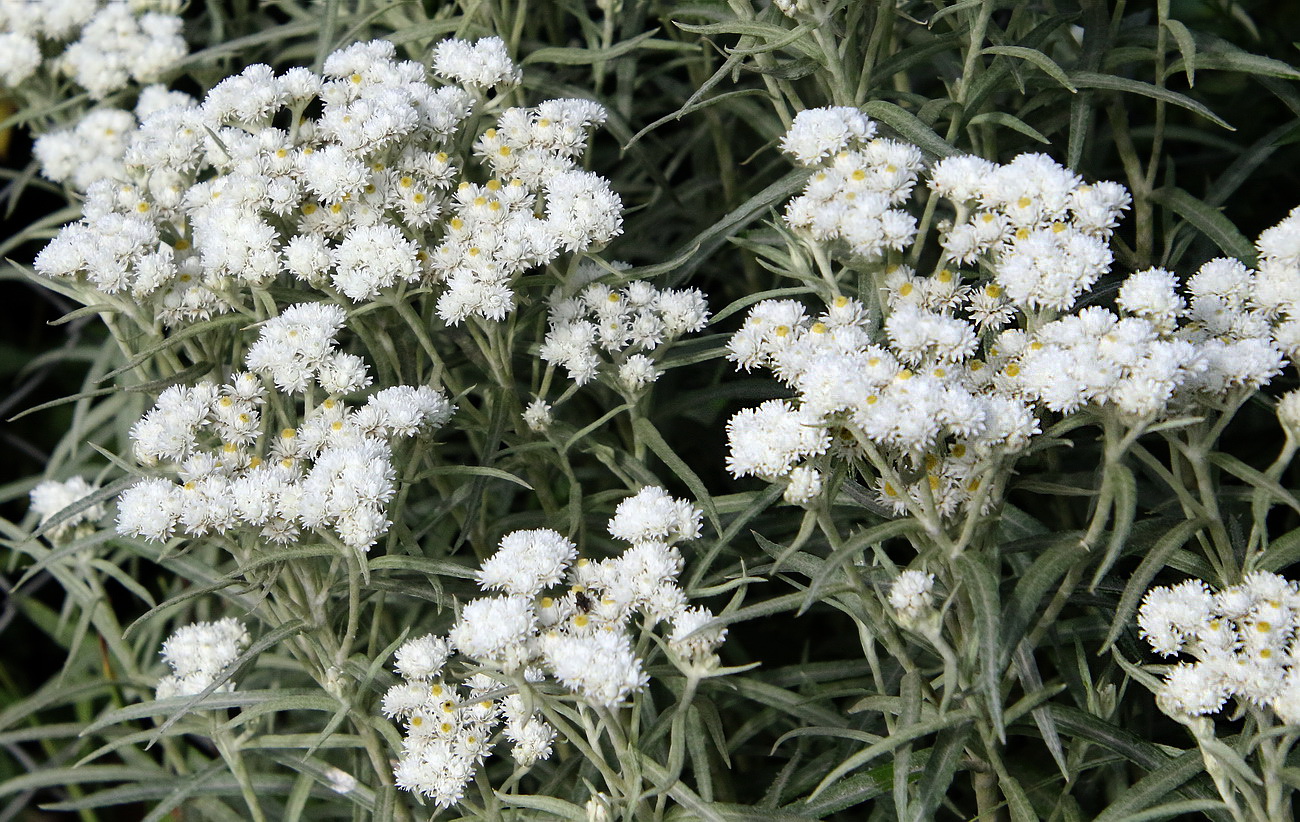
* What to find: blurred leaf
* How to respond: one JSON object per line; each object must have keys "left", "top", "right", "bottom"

{"left": 984, "top": 45, "right": 1077, "bottom": 91}
{"left": 1150, "top": 187, "right": 1256, "bottom": 263}
{"left": 1070, "top": 71, "right": 1232, "bottom": 129}
{"left": 1093, "top": 750, "right": 1205, "bottom": 822}
{"left": 1102, "top": 517, "right": 1205, "bottom": 651}
{"left": 526, "top": 29, "right": 692, "bottom": 65}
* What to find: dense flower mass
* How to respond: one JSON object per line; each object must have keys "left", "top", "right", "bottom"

{"left": 29, "top": 476, "right": 105, "bottom": 540}
{"left": 0, "top": 0, "right": 187, "bottom": 100}
{"left": 539, "top": 265, "right": 710, "bottom": 388}
{"left": 723, "top": 107, "right": 1300, "bottom": 520}
{"left": 155, "top": 617, "right": 250, "bottom": 699}
{"left": 33, "top": 36, "right": 622, "bottom": 327}
{"left": 1138, "top": 573, "right": 1300, "bottom": 723}
{"left": 115, "top": 303, "right": 454, "bottom": 551}
{"left": 382, "top": 486, "right": 722, "bottom": 806}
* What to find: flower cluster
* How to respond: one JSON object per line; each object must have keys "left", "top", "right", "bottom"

{"left": 33, "top": 85, "right": 194, "bottom": 191}
{"left": 34, "top": 37, "right": 621, "bottom": 327}
{"left": 726, "top": 108, "right": 1300, "bottom": 517}
{"left": 539, "top": 270, "right": 710, "bottom": 388}
{"left": 780, "top": 107, "right": 923, "bottom": 260}
{"left": 155, "top": 617, "right": 250, "bottom": 699}
{"left": 0, "top": 0, "right": 186, "bottom": 100}
{"left": 29, "top": 475, "right": 105, "bottom": 541}
{"left": 1138, "top": 573, "right": 1300, "bottom": 724}
{"left": 116, "top": 304, "right": 454, "bottom": 550}
{"left": 725, "top": 294, "right": 1040, "bottom": 514}
{"left": 382, "top": 487, "right": 722, "bottom": 806}
{"left": 382, "top": 638, "right": 553, "bottom": 808}
{"left": 888, "top": 569, "right": 937, "bottom": 628}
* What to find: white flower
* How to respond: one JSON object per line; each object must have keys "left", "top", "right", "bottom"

{"left": 889, "top": 570, "right": 936, "bottom": 625}
{"left": 30, "top": 476, "right": 105, "bottom": 539}
{"left": 618, "top": 354, "right": 660, "bottom": 391}
{"left": 116, "top": 477, "right": 181, "bottom": 542}
{"left": 783, "top": 465, "right": 823, "bottom": 505}
{"left": 449, "top": 597, "right": 536, "bottom": 671}
{"left": 0, "top": 32, "right": 41, "bottom": 86}
{"left": 1279, "top": 391, "right": 1300, "bottom": 438}
{"left": 35, "top": 107, "right": 136, "bottom": 190}
{"left": 356, "top": 386, "right": 454, "bottom": 437}
{"left": 523, "top": 399, "right": 552, "bottom": 432}
{"left": 476, "top": 529, "right": 577, "bottom": 596}
{"left": 505, "top": 715, "right": 555, "bottom": 767}
{"left": 394, "top": 635, "right": 452, "bottom": 681}
{"left": 541, "top": 630, "right": 647, "bottom": 706}
{"left": 1257, "top": 206, "right": 1300, "bottom": 267}
{"left": 780, "top": 107, "right": 875, "bottom": 166}
{"left": 929, "top": 155, "right": 997, "bottom": 203}
{"left": 668, "top": 606, "right": 726, "bottom": 661}
{"left": 607, "top": 486, "right": 702, "bottom": 546}
{"left": 432, "top": 36, "right": 521, "bottom": 89}
{"left": 156, "top": 617, "right": 250, "bottom": 698}
{"left": 725, "top": 399, "right": 830, "bottom": 479}
{"left": 1157, "top": 662, "right": 1229, "bottom": 717}
{"left": 1118, "top": 267, "right": 1184, "bottom": 331}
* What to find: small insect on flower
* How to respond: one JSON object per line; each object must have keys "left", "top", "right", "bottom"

{"left": 573, "top": 588, "right": 593, "bottom": 614}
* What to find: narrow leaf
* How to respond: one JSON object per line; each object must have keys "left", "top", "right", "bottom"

{"left": 1093, "top": 750, "right": 1205, "bottom": 822}
{"left": 956, "top": 554, "right": 1004, "bottom": 737}
{"left": 1103, "top": 518, "right": 1205, "bottom": 651}
{"left": 1070, "top": 71, "right": 1232, "bottom": 129}
{"left": 984, "top": 45, "right": 1078, "bottom": 91}
{"left": 861, "top": 101, "right": 958, "bottom": 158}
{"left": 1150, "top": 187, "right": 1255, "bottom": 263}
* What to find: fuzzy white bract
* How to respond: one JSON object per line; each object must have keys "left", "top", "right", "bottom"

{"left": 1138, "top": 573, "right": 1300, "bottom": 721}
{"left": 29, "top": 476, "right": 105, "bottom": 541}
{"left": 34, "top": 37, "right": 622, "bottom": 327}
{"left": 115, "top": 312, "right": 454, "bottom": 551}
{"left": 155, "top": 617, "right": 250, "bottom": 699}
{"left": 382, "top": 486, "right": 722, "bottom": 805}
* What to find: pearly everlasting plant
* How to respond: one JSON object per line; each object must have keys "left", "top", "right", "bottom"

{"left": 726, "top": 107, "right": 1300, "bottom": 530}
{"left": 33, "top": 37, "right": 622, "bottom": 327}
{"left": 12, "top": 4, "right": 1300, "bottom": 821}
{"left": 155, "top": 617, "right": 250, "bottom": 699}
{"left": 115, "top": 303, "right": 453, "bottom": 551}
{"left": 0, "top": 0, "right": 187, "bottom": 101}
{"left": 382, "top": 486, "right": 728, "bottom": 807}
{"left": 1136, "top": 574, "right": 1300, "bottom": 819}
